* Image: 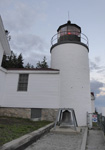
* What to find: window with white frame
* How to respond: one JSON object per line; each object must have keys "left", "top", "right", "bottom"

{"left": 17, "top": 74, "right": 29, "bottom": 91}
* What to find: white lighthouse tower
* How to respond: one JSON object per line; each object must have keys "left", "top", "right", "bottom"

{"left": 51, "top": 20, "right": 92, "bottom": 126}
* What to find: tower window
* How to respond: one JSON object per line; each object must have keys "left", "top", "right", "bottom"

{"left": 17, "top": 74, "right": 29, "bottom": 91}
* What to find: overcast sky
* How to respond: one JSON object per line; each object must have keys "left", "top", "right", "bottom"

{"left": 0, "top": 0, "right": 105, "bottom": 111}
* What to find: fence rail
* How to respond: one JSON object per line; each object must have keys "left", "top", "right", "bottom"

{"left": 87, "top": 112, "right": 105, "bottom": 134}
{"left": 97, "top": 114, "right": 105, "bottom": 134}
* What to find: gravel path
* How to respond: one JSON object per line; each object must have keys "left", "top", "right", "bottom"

{"left": 25, "top": 129, "right": 85, "bottom": 150}
{"left": 86, "top": 129, "right": 105, "bottom": 150}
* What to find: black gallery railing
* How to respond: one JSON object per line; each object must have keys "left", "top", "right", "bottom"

{"left": 51, "top": 31, "right": 89, "bottom": 47}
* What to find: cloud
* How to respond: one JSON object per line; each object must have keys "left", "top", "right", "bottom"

{"left": 90, "top": 61, "right": 100, "bottom": 71}
{"left": 10, "top": 33, "right": 46, "bottom": 52}
{"left": 9, "top": 33, "right": 50, "bottom": 66}
{"left": 90, "top": 79, "right": 104, "bottom": 95}
{"left": 97, "top": 88, "right": 105, "bottom": 97}
{"left": 0, "top": 0, "right": 47, "bottom": 33}
{"left": 0, "top": 0, "right": 51, "bottom": 67}
{"left": 90, "top": 57, "right": 101, "bottom": 71}
{"left": 1, "top": 2, "right": 36, "bottom": 32}
{"left": 0, "top": 0, "right": 49, "bottom": 67}
{"left": 95, "top": 95, "right": 105, "bottom": 107}
{"left": 90, "top": 79, "right": 105, "bottom": 108}
{"left": 94, "top": 57, "right": 101, "bottom": 63}
{"left": 96, "top": 68, "right": 105, "bottom": 73}
{"left": 90, "top": 59, "right": 105, "bottom": 73}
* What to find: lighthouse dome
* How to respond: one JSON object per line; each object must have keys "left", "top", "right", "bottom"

{"left": 51, "top": 20, "right": 89, "bottom": 52}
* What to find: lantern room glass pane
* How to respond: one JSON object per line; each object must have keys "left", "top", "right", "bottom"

{"left": 59, "top": 26, "right": 67, "bottom": 36}
{"left": 68, "top": 26, "right": 80, "bottom": 36}
{"left": 58, "top": 25, "right": 81, "bottom": 43}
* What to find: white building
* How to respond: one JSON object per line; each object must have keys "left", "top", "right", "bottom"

{"left": 91, "top": 92, "right": 95, "bottom": 113}
{"left": 0, "top": 16, "right": 95, "bottom": 126}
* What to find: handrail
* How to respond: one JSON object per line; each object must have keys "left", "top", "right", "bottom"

{"left": 51, "top": 31, "right": 89, "bottom": 47}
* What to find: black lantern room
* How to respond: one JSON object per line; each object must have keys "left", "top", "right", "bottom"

{"left": 57, "top": 20, "right": 81, "bottom": 43}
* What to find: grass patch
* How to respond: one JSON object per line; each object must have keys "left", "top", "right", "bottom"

{"left": 92, "top": 122, "right": 98, "bottom": 127}
{"left": 0, "top": 116, "right": 51, "bottom": 146}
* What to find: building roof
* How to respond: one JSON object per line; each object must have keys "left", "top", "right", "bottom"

{"left": 7, "top": 68, "right": 59, "bottom": 71}
{"left": 6, "top": 68, "right": 60, "bottom": 74}
{"left": 57, "top": 20, "right": 81, "bottom": 32}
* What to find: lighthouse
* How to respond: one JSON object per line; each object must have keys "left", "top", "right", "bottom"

{"left": 50, "top": 20, "right": 92, "bottom": 126}
{"left": 0, "top": 16, "right": 93, "bottom": 127}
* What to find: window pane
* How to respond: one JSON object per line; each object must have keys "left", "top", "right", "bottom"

{"left": 18, "top": 74, "right": 29, "bottom": 91}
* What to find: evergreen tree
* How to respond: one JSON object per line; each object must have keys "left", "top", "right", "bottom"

{"left": 25, "top": 63, "right": 34, "bottom": 69}
{"left": 36, "top": 56, "right": 48, "bottom": 68}
{"left": 17, "top": 54, "right": 24, "bottom": 68}
{"left": 1, "top": 55, "right": 8, "bottom": 68}
{"left": 2, "top": 51, "right": 24, "bottom": 68}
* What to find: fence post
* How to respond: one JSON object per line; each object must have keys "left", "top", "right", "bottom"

{"left": 87, "top": 112, "right": 92, "bottom": 129}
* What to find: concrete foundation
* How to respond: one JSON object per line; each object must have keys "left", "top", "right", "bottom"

{"left": 0, "top": 107, "right": 31, "bottom": 118}
{"left": 41, "top": 109, "right": 58, "bottom": 121}
{"left": 0, "top": 107, "right": 58, "bottom": 121}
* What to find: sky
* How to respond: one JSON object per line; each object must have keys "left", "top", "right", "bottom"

{"left": 0, "top": 0, "right": 105, "bottom": 111}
